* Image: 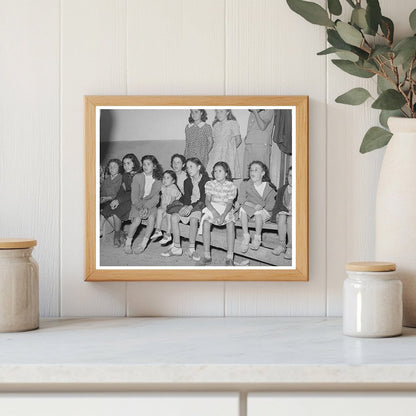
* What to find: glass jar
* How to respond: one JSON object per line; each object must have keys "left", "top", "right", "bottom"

{"left": 0, "top": 239, "right": 39, "bottom": 332}
{"left": 343, "top": 262, "right": 402, "bottom": 338}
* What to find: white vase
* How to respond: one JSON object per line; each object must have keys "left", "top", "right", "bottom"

{"left": 375, "top": 117, "right": 416, "bottom": 327}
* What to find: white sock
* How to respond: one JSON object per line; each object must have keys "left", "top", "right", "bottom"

{"left": 125, "top": 237, "right": 132, "bottom": 246}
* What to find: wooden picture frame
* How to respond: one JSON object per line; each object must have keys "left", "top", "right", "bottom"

{"left": 85, "top": 96, "right": 308, "bottom": 281}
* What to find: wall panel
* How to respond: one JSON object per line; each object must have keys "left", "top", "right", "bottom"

{"left": 224, "top": 0, "right": 327, "bottom": 316}
{"left": 0, "top": 0, "right": 60, "bottom": 316}
{"left": 61, "top": 0, "right": 128, "bottom": 316}
{"left": 125, "top": 0, "right": 226, "bottom": 316}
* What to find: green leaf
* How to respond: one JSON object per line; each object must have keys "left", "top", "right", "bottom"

{"left": 371, "top": 46, "right": 392, "bottom": 58}
{"left": 286, "top": 0, "right": 335, "bottom": 27}
{"left": 328, "top": 0, "right": 342, "bottom": 16}
{"left": 393, "top": 36, "right": 416, "bottom": 71}
{"left": 317, "top": 47, "right": 338, "bottom": 55}
{"left": 335, "top": 87, "right": 371, "bottom": 105}
{"left": 366, "top": 0, "right": 382, "bottom": 35}
{"left": 360, "top": 127, "right": 392, "bottom": 153}
{"left": 317, "top": 46, "right": 359, "bottom": 61}
{"left": 335, "top": 50, "right": 359, "bottom": 62}
{"left": 351, "top": 7, "right": 368, "bottom": 32}
{"left": 377, "top": 75, "right": 393, "bottom": 94}
{"left": 332, "top": 59, "right": 375, "bottom": 78}
{"left": 372, "top": 89, "right": 406, "bottom": 110}
{"left": 380, "top": 16, "right": 394, "bottom": 44}
{"left": 379, "top": 110, "right": 402, "bottom": 129}
{"left": 327, "top": 29, "right": 369, "bottom": 59}
{"left": 410, "top": 9, "right": 416, "bottom": 32}
{"left": 336, "top": 21, "right": 363, "bottom": 47}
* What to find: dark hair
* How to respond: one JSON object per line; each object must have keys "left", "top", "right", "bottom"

{"left": 163, "top": 169, "right": 177, "bottom": 183}
{"left": 170, "top": 153, "right": 187, "bottom": 170}
{"left": 122, "top": 153, "right": 140, "bottom": 173}
{"left": 186, "top": 157, "right": 207, "bottom": 177}
{"left": 141, "top": 154, "right": 163, "bottom": 180}
{"left": 188, "top": 109, "right": 208, "bottom": 123}
{"left": 247, "top": 161, "right": 276, "bottom": 190}
{"left": 105, "top": 158, "right": 122, "bottom": 176}
{"left": 212, "top": 161, "right": 233, "bottom": 181}
{"left": 213, "top": 109, "right": 237, "bottom": 126}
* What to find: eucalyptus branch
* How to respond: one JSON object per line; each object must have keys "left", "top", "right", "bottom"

{"left": 287, "top": 0, "right": 416, "bottom": 151}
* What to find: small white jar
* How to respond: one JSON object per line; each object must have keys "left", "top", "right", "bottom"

{"left": 343, "top": 262, "right": 402, "bottom": 338}
{"left": 0, "top": 239, "right": 39, "bottom": 332}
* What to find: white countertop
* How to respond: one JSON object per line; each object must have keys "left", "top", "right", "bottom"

{"left": 1, "top": 317, "right": 416, "bottom": 389}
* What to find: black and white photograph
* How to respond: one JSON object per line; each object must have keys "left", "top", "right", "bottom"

{"left": 98, "top": 106, "right": 295, "bottom": 269}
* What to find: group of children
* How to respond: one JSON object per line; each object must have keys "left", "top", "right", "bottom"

{"left": 100, "top": 109, "right": 292, "bottom": 266}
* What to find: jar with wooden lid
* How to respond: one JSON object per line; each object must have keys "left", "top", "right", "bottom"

{"left": 0, "top": 239, "right": 39, "bottom": 332}
{"left": 343, "top": 262, "right": 402, "bottom": 338}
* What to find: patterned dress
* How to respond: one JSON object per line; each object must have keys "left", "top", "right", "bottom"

{"left": 203, "top": 179, "right": 237, "bottom": 225}
{"left": 184, "top": 122, "right": 212, "bottom": 167}
{"left": 206, "top": 120, "right": 241, "bottom": 178}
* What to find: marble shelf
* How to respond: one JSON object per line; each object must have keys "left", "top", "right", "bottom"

{"left": 1, "top": 317, "right": 416, "bottom": 389}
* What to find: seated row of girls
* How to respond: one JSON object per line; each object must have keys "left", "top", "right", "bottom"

{"left": 100, "top": 153, "right": 188, "bottom": 251}
{"left": 101, "top": 153, "right": 291, "bottom": 262}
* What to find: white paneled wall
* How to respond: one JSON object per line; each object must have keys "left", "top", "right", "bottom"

{"left": 1, "top": 0, "right": 413, "bottom": 317}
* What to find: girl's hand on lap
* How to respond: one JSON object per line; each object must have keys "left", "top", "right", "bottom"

{"left": 110, "top": 200, "right": 119, "bottom": 210}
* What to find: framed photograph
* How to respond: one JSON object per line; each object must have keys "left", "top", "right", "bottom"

{"left": 85, "top": 96, "right": 308, "bottom": 281}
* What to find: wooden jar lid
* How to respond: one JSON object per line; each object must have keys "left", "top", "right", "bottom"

{"left": 346, "top": 261, "right": 396, "bottom": 272}
{"left": 0, "top": 239, "right": 37, "bottom": 249}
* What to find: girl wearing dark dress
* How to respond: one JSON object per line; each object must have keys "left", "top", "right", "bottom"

{"left": 161, "top": 157, "right": 210, "bottom": 260}
{"left": 101, "top": 153, "right": 140, "bottom": 247}
{"left": 99, "top": 158, "right": 122, "bottom": 238}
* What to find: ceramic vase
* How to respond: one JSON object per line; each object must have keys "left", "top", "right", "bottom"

{"left": 375, "top": 117, "right": 416, "bottom": 327}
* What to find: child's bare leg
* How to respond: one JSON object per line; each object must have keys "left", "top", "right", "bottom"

{"left": 273, "top": 214, "right": 287, "bottom": 256}
{"left": 135, "top": 211, "right": 156, "bottom": 254}
{"left": 277, "top": 214, "right": 287, "bottom": 244}
{"left": 155, "top": 208, "right": 164, "bottom": 231}
{"left": 171, "top": 213, "right": 181, "bottom": 247}
{"left": 112, "top": 215, "right": 122, "bottom": 247}
{"left": 240, "top": 209, "right": 250, "bottom": 253}
{"left": 165, "top": 214, "right": 172, "bottom": 235}
{"left": 203, "top": 221, "right": 212, "bottom": 258}
{"left": 189, "top": 217, "right": 199, "bottom": 247}
{"left": 240, "top": 209, "right": 249, "bottom": 234}
{"left": 125, "top": 217, "right": 141, "bottom": 253}
{"left": 249, "top": 213, "right": 263, "bottom": 250}
{"left": 100, "top": 215, "right": 106, "bottom": 236}
{"left": 113, "top": 215, "right": 121, "bottom": 232}
{"left": 226, "top": 222, "right": 235, "bottom": 259}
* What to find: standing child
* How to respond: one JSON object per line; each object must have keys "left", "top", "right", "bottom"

{"left": 99, "top": 158, "right": 123, "bottom": 237}
{"left": 170, "top": 153, "right": 187, "bottom": 194}
{"left": 237, "top": 161, "right": 277, "bottom": 252}
{"left": 162, "top": 157, "right": 210, "bottom": 260}
{"left": 272, "top": 166, "right": 293, "bottom": 260}
{"left": 198, "top": 161, "right": 237, "bottom": 266}
{"left": 206, "top": 109, "right": 242, "bottom": 179}
{"left": 124, "top": 155, "right": 163, "bottom": 254}
{"left": 150, "top": 170, "right": 182, "bottom": 245}
{"left": 184, "top": 110, "right": 213, "bottom": 167}
{"left": 101, "top": 154, "right": 140, "bottom": 247}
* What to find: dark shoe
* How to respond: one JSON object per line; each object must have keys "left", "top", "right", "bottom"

{"left": 197, "top": 256, "right": 212, "bottom": 266}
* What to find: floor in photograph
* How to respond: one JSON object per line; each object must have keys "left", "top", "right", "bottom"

{"left": 100, "top": 227, "right": 291, "bottom": 268}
